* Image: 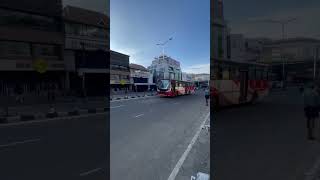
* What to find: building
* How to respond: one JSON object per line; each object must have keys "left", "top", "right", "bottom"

{"left": 0, "top": 0, "right": 65, "bottom": 96}
{"left": 182, "top": 72, "right": 193, "bottom": 82}
{"left": 110, "top": 50, "right": 131, "bottom": 91}
{"left": 230, "top": 34, "right": 267, "bottom": 62}
{"left": 129, "top": 63, "right": 155, "bottom": 92}
{"left": 148, "top": 54, "right": 182, "bottom": 83}
{"left": 194, "top": 73, "right": 210, "bottom": 88}
{"left": 211, "top": 0, "right": 230, "bottom": 62}
{"left": 63, "top": 5, "right": 109, "bottom": 96}
{"left": 260, "top": 37, "right": 320, "bottom": 81}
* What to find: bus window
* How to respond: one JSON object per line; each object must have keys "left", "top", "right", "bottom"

{"left": 263, "top": 70, "right": 268, "bottom": 80}
{"left": 256, "top": 69, "right": 262, "bottom": 80}
{"left": 249, "top": 67, "right": 255, "bottom": 79}
{"left": 217, "top": 66, "right": 223, "bottom": 80}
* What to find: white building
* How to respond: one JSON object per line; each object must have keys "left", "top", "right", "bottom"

{"left": 129, "top": 63, "right": 155, "bottom": 91}
{"left": 194, "top": 74, "right": 210, "bottom": 82}
{"left": 182, "top": 72, "right": 193, "bottom": 82}
{"left": 148, "top": 54, "right": 182, "bottom": 83}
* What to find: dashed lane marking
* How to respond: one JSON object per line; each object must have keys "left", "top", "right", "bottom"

{"left": 134, "top": 114, "right": 144, "bottom": 118}
{"left": 79, "top": 167, "right": 102, "bottom": 177}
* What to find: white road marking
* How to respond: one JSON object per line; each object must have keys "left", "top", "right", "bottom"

{"left": 110, "top": 105, "right": 125, "bottom": 109}
{"left": 173, "top": 102, "right": 180, "bottom": 105}
{"left": 79, "top": 167, "right": 102, "bottom": 177}
{"left": 134, "top": 114, "right": 144, "bottom": 118}
{"left": 304, "top": 155, "right": 320, "bottom": 180}
{"left": 0, "top": 138, "right": 41, "bottom": 148}
{"left": 167, "top": 112, "right": 210, "bottom": 180}
{"left": 0, "top": 112, "right": 107, "bottom": 127}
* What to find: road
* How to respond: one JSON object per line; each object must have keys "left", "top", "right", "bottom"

{"left": 213, "top": 87, "right": 320, "bottom": 180}
{"left": 0, "top": 113, "right": 108, "bottom": 180}
{"left": 110, "top": 90, "right": 210, "bottom": 180}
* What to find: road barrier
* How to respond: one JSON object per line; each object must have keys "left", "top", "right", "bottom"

{"left": 0, "top": 106, "right": 109, "bottom": 125}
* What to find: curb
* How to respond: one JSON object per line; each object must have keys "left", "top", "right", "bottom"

{"left": 110, "top": 93, "right": 157, "bottom": 102}
{"left": 0, "top": 106, "right": 108, "bottom": 125}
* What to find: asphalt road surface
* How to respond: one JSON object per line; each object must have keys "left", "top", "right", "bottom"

{"left": 0, "top": 113, "right": 108, "bottom": 180}
{"left": 110, "top": 90, "right": 210, "bottom": 180}
{"left": 213, "top": 87, "right": 320, "bottom": 180}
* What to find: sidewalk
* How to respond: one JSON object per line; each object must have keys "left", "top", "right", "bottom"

{"left": 0, "top": 95, "right": 107, "bottom": 118}
{"left": 110, "top": 91, "right": 157, "bottom": 101}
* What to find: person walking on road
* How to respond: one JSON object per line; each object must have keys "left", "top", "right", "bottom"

{"left": 205, "top": 88, "right": 210, "bottom": 106}
{"left": 303, "top": 82, "right": 320, "bottom": 141}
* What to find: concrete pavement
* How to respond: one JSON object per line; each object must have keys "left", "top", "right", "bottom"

{"left": 213, "top": 87, "right": 320, "bottom": 180}
{"left": 110, "top": 91, "right": 210, "bottom": 180}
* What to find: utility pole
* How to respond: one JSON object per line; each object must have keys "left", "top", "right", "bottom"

{"left": 249, "top": 17, "right": 297, "bottom": 89}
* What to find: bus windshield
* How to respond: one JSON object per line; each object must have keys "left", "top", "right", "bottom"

{"left": 158, "top": 80, "right": 170, "bottom": 90}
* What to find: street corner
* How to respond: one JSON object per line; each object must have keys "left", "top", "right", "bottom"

{"left": 175, "top": 121, "right": 210, "bottom": 180}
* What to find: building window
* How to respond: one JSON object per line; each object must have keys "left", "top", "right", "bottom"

{"left": 33, "top": 44, "right": 60, "bottom": 60}
{"left": 0, "top": 41, "right": 31, "bottom": 58}
{"left": 0, "top": 8, "right": 59, "bottom": 31}
{"left": 65, "top": 23, "right": 82, "bottom": 35}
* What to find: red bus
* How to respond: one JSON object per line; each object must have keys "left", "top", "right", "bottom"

{"left": 157, "top": 79, "right": 195, "bottom": 97}
{"left": 211, "top": 59, "right": 271, "bottom": 108}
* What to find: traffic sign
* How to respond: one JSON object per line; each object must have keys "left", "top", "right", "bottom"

{"left": 33, "top": 59, "right": 48, "bottom": 73}
{"left": 120, "top": 79, "right": 126, "bottom": 85}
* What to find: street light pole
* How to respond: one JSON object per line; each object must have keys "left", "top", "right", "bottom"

{"left": 314, "top": 46, "right": 319, "bottom": 80}
{"left": 156, "top": 37, "right": 173, "bottom": 79}
{"left": 249, "top": 17, "right": 297, "bottom": 88}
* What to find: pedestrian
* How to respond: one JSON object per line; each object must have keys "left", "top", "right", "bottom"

{"left": 205, "top": 88, "right": 210, "bottom": 106}
{"left": 303, "top": 82, "right": 319, "bottom": 141}
{"left": 14, "top": 84, "right": 23, "bottom": 104}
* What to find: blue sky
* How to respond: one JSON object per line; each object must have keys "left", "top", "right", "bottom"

{"left": 110, "top": 0, "right": 210, "bottom": 74}
{"left": 223, "top": 0, "right": 320, "bottom": 39}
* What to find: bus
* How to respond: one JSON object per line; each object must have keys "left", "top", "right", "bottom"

{"left": 211, "top": 59, "right": 270, "bottom": 108}
{"left": 157, "top": 79, "right": 195, "bottom": 97}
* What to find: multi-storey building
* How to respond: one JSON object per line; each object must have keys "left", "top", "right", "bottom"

{"left": 148, "top": 54, "right": 182, "bottom": 83}
{"left": 110, "top": 50, "right": 131, "bottom": 91}
{"left": 63, "top": 5, "right": 109, "bottom": 96}
{"left": 211, "top": 0, "right": 229, "bottom": 61}
{"left": 260, "top": 38, "right": 320, "bottom": 81}
{"left": 230, "top": 34, "right": 268, "bottom": 62}
{"left": 129, "top": 63, "right": 154, "bottom": 92}
{"left": 0, "top": 0, "right": 64, "bottom": 96}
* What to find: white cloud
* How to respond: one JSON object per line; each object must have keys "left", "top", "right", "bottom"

{"left": 183, "top": 64, "right": 210, "bottom": 74}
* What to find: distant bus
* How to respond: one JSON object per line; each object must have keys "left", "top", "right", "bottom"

{"left": 157, "top": 79, "right": 195, "bottom": 97}
{"left": 211, "top": 59, "right": 270, "bottom": 108}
